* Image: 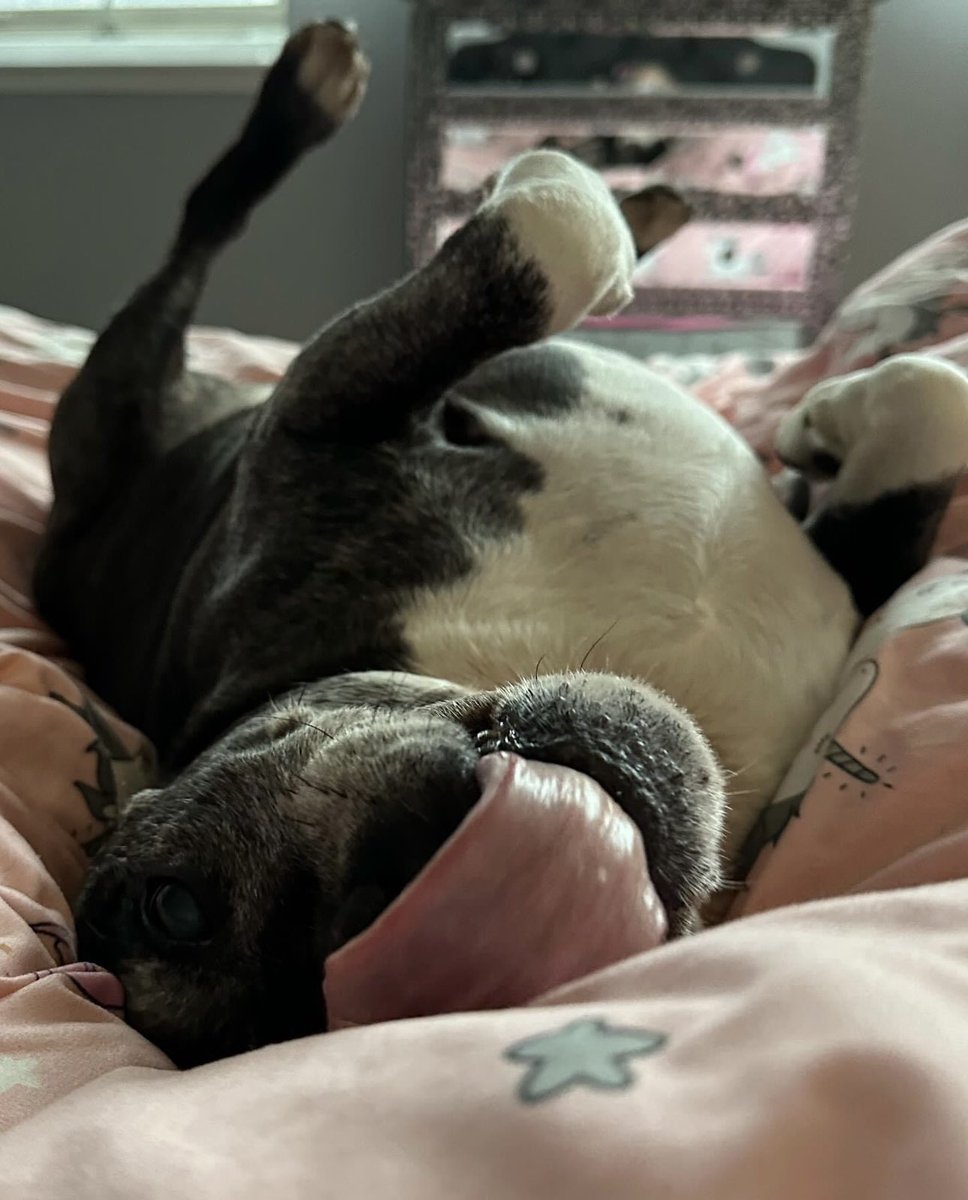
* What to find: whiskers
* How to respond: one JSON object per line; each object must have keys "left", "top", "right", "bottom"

{"left": 720, "top": 753, "right": 767, "bottom": 793}
{"left": 294, "top": 771, "right": 351, "bottom": 803}
{"left": 578, "top": 620, "right": 619, "bottom": 671}
{"left": 518, "top": 621, "right": 622, "bottom": 687}
{"left": 292, "top": 717, "right": 336, "bottom": 742}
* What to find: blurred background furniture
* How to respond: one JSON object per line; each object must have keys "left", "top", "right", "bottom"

{"left": 404, "top": 0, "right": 876, "bottom": 348}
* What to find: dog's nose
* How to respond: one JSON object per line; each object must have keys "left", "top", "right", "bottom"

{"left": 74, "top": 865, "right": 125, "bottom": 965}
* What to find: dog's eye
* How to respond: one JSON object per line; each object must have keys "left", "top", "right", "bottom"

{"left": 141, "top": 879, "right": 211, "bottom": 944}
{"left": 439, "top": 399, "right": 497, "bottom": 449}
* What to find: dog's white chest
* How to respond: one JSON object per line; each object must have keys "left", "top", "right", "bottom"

{"left": 401, "top": 346, "right": 856, "bottom": 841}
{"left": 403, "top": 352, "right": 754, "bottom": 680}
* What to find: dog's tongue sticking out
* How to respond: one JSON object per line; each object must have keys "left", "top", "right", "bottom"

{"left": 323, "top": 752, "right": 666, "bottom": 1030}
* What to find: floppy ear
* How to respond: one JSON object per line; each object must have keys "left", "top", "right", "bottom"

{"left": 619, "top": 183, "right": 691, "bottom": 257}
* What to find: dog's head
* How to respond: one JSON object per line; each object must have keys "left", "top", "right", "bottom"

{"left": 76, "top": 670, "right": 725, "bottom": 1066}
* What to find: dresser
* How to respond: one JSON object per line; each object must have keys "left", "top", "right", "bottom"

{"left": 404, "top": 0, "right": 876, "bottom": 343}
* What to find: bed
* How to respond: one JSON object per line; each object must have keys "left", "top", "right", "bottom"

{"left": 2, "top": 217, "right": 968, "bottom": 1196}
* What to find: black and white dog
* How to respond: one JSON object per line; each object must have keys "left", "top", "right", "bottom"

{"left": 34, "top": 23, "right": 968, "bottom": 1066}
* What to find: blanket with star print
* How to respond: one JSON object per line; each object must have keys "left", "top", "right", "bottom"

{"left": 3, "top": 212, "right": 968, "bottom": 1197}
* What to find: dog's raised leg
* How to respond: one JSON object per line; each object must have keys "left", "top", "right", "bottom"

{"left": 777, "top": 355, "right": 968, "bottom": 614}
{"left": 43, "top": 21, "right": 369, "bottom": 544}
{"left": 169, "top": 153, "right": 687, "bottom": 763}
{"left": 245, "top": 150, "right": 686, "bottom": 446}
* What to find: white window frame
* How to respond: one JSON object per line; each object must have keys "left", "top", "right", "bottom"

{"left": 0, "top": 0, "right": 287, "bottom": 37}
{"left": 0, "top": 0, "right": 291, "bottom": 90}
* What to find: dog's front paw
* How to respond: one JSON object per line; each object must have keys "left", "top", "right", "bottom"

{"left": 777, "top": 355, "right": 968, "bottom": 498}
{"left": 775, "top": 373, "right": 853, "bottom": 481}
{"left": 482, "top": 150, "right": 638, "bottom": 333}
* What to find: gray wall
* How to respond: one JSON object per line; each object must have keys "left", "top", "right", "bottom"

{"left": 847, "top": 0, "right": 968, "bottom": 288}
{"left": 0, "top": 0, "right": 965, "bottom": 340}
{"left": 0, "top": 0, "right": 409, "bottom": 340}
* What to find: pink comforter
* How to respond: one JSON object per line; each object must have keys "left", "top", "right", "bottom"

{"left": 3, "top": 208, "right": 968, "bottom": 1196}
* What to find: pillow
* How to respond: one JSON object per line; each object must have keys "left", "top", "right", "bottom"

{"left": 646, "top": 216, "right": 968, "bottom": 468}
{"left": 0, "top": 305, "right": 166, "bottom": 1130}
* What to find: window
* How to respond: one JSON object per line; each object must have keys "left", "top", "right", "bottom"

{"left": 0, "top": 0, "right": 287, "bottom": 35}
{"left": 0, "top": 0, "right": 289, "bottom": 73}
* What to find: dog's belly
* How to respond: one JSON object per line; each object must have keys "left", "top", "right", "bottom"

{"left": 401, "top": 344, "right": 857, "bottom": 855}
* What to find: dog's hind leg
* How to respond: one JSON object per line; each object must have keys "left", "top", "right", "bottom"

{"left": 43, "top": 21, "right": 369, "bottom": 543}
{"left": 777, "top": 354, "right": 968, "bottom": 615}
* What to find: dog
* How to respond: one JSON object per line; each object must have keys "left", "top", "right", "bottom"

{"left": 33, "top": 22, "right": 968, "bottom": 1067}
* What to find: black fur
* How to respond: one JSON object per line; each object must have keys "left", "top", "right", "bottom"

{"left": 38, "top": 27, "right": 728, "bottom": 1066}
{"left": 37, "top": 158, "right": 558, "bottom": 767}
{"left": 807, "top": 477, "right": 959, "bottom": 617}
{"left": 36, "top": 24, "right": 961, "bottom": 1069}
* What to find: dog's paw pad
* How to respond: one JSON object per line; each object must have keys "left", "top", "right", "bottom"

{"left": 483, "top": 150, "right": 637, "bottom": 333}
{"left": 293, "top": 21, "right": 370, "bottom": 124}
{"left": 289, "top": 20, "right": 370, "bottom": 126}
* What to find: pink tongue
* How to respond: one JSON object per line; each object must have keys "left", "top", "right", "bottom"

{"left": 323, "top": 752, "right": 667, "bottom": 1031}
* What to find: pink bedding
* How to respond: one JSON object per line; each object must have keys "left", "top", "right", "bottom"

{"left": 3, "top": 214, "right": 968, "bottom": 1194}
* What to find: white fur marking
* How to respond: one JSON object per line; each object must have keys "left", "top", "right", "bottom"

{"left": 402, "top": 345, "right": 857, "bottom": 856}
{"left": 485, "top": 152, "right": 638, "bottom": 333}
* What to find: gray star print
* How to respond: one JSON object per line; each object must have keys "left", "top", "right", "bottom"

{"left": 506, "top": 1018, "right": 666, "bottom": 1104}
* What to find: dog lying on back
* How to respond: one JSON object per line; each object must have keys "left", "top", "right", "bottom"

{"left": 34, "top": 23, "right": 968, "bottom": 1066}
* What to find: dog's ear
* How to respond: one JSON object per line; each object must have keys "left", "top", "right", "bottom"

{"left": 619, "top": 184, "right": 691, "bottom": 257}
